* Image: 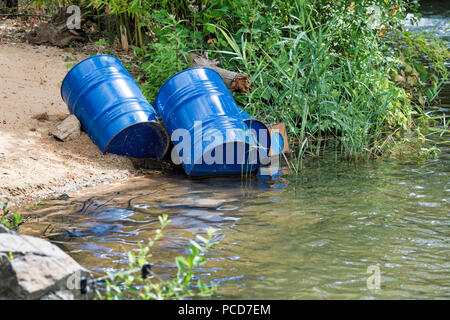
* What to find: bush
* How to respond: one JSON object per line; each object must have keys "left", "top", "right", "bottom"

{"left": 204, "top": 1, "right": 414, "bottom": 163}
{"left": 120, "top": 0, "right": 447, "bottom": 167}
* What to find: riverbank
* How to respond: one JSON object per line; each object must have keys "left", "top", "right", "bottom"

{"left": 0, "top": 39, "right": 138, "bottom": 205}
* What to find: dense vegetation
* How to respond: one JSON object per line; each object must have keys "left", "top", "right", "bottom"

{"left": 97, "top": 215, "right": 219, "bottom": 300}
{"left": 9, "top": 0, "right": 447, "bottom": 167}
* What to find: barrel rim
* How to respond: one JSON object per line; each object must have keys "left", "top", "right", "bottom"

{"left": 154, "top": 67, "right": 223, "bottom": 105}
{"left": 103, "top": 120, "right": 170, "bottom": 160}
{"left": 60, "top": 54, "right": 122, "bottom": 101}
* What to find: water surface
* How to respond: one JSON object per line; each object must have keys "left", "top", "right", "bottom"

{"left": 19, "top": 133, "right": 449, "bottom": 299}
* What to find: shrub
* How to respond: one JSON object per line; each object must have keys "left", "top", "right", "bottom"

{"left": 97, "top": 214, "right": 219, "bottom": 300}
{"left": 0, "top": 201, "right": 23, "bottom": 231}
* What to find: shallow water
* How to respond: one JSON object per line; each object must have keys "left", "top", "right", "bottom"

{"left": 18, "top": 132, "right": 449, "bottom": 299}
{"left": 17, "top": 2, "right": 450, "bottom": 300}
{"left": 403, "top": 1, "right": 450, "bottom": 44}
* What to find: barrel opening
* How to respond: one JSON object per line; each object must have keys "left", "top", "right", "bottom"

{"left": 104, "top": 121, "right": 169, "bottom": 160}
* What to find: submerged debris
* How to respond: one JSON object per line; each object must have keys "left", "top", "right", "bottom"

{"left": 54, "top": 193, "right": 70, "bottom": 200}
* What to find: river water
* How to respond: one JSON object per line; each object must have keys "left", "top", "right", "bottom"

{"left": 18, "top": 3, "right": 449, "bottom": 299}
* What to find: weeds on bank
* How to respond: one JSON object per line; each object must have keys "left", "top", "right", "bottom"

{"left": 129, "top": 1, "right": 447, "bottom": 170}
{"left": 97, "top": 214, "right": 219, "bottom": 300}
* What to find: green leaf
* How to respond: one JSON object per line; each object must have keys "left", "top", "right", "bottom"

{"left": 176, "top": 256, "right": 188, "bottom": 273}
{"left": 204, "top": 24, "right": 216, "bottom": 34}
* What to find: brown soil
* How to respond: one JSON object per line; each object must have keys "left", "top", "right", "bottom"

{"left": 0, "top": 20, "right": 139, "bottom": 205}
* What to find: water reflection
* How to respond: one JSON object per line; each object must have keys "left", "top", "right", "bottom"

{"left": 19, "top": 133, "right": 449, "bottom": 299}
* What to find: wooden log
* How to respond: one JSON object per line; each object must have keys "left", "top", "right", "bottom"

{"left": 27, "top": 21, "right": 84, "bottom": 47}
{"left": 188, "top": 53, "right": 253, "bottom": 93}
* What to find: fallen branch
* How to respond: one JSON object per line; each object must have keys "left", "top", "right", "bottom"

{"left": 188, "top": 53, "right": 253, "bottom": 93}
{"left": 25, "top": 7, "right": 88, "bottom": 47}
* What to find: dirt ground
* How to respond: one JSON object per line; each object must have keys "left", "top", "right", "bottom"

{"left": 0, "top": 22, "right": 139, "bottom": 205}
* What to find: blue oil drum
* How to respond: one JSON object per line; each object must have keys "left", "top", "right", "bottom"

{"left": 61, "top": 55, "right": 169, "bottom": 160}
{"left": 154, "top": 67, "right": 259, "bottom": 176}
{"left": 238, "top": 109, "right": 285, "bottom": 159}
{"left": 238, "top": 109, "right": 271, "bottom": 163}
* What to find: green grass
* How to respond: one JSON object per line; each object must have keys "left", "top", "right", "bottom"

{"left": 97, "top": 214, "right": 219, "bottom": 300}
{"left": 202, "top": 2, "right": 414, "bottom": 171}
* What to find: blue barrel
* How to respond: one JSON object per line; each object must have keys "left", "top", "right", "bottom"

{"left": 61, "top": 55, "right": 169, "bottom": 160}
{"left": 154, "top": 67, "right": 259, "bottom": 176}
{"left": 238, "top": 109, "right": 285, "bottom": 159}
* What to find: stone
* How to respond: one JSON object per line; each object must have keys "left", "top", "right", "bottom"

{"left": 53, "top": 193, "right": 70, "bottom": 201}
{"left": 50, "top": 115, "right": 81, "bottom": 141}
{"left": 0, "top": 233, "right": 93, "bottom": 300}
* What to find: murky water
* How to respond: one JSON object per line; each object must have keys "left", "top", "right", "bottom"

{"left": 18, "top": 132, "right": 449, "bottom": 299}
{"left": 17, "top": 2, "right": 450, "bottom": 299}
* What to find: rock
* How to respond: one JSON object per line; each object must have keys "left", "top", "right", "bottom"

{"left": 54, "top": 193, "right": 70, "bottom": 200}
{"left": 40, "top": 290, "right": 78, "bottom": 300}
{"left": 50, "top": 115, "right": 81, "bottom": 141}
{"left": 0, "top": 233, "right": 93, "bottom": 300}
